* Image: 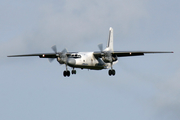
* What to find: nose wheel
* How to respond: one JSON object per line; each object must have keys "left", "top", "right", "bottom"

{"left": 72, "top": 70, "right": 76, "bottom": 74}
{"left": 108, "top": 69, "right": 115, "bottom": 76}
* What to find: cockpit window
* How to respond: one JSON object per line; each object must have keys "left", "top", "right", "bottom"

{"left": 70, "top": 54, "right": 81, "bottom": 58}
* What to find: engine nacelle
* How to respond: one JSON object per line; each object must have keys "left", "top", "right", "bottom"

{"left": 102, "top": 56, "right": 110, "bottom": 63}
{"left": 112, "top": 56, "right": 118, "bottom": 62}
{"left": 102, "top": 56, "right": 118, "bottom": 63}
{"left": 57, "top": 57, "right": 64, "bottom": 64}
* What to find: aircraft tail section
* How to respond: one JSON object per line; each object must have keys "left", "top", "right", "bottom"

{"left": 105, "top": 27, "right": 113, "bottom": 51}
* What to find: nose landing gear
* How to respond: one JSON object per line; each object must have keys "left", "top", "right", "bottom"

{"left": 71, "top": 70, "right": 76, "bottom": 74}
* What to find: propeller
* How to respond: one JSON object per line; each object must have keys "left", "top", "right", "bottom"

{"left": 98, "top": 43, "right": 113, "bottom": 64}
{"left": 48, "top": 45, "right": 68, "bottom": 64}
{"left": 48, "top": 45, "right": 58, "bottom": 62}
{"left": 60, "top": 48, "right": 68, "bottom": 64}
{"left": 98, "top": 43, "right": 103, "bottom": 52}
{"left": 48, "top": 45, "right": 61, "bottom": 63}
{"left": 48, "top": 58, "right": 55, "bottom": 63}
{"left": 51, "top": 45, "right": 57, "bottom": 53}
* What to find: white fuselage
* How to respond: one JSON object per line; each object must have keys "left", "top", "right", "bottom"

{"left": 67, "top": 52, "right": 117, "bottom": 70}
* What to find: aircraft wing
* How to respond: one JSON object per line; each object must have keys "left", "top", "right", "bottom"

{"left": 93, "top": 51, "right": 173, "bottom": 57}
{"left": 7, "top": 52, "right": 74, "bottom": 58}
{"left": 7, "top": 53, "right": 58, "bottom": 58}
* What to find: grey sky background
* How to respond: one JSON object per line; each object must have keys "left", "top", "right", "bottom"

{"left": 0, "top": 0, "right": 179, "bottom": 120}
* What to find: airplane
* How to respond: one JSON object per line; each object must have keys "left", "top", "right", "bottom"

{"left": 8, "top": 27, "right": 173, "bottom": 77}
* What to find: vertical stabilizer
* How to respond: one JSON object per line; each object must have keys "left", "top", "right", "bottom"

{"left": 105, "top": 27, "right": 113, "bottom": 51}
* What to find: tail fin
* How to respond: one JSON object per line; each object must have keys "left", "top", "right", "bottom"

{"left": 106, "top": 27, "right": 113, "bottom": 51}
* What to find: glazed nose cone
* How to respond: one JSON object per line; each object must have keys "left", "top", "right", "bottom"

{"left": 67, "top": 58, "right": 76, "bottom": 65}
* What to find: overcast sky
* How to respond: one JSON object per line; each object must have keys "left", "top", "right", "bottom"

{"left": 0, "top": 0, "right": 180, "bottom": 120}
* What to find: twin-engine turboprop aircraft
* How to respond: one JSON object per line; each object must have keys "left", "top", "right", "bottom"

{"left": 8, "top": 27, "right": 173, "bottom": 77}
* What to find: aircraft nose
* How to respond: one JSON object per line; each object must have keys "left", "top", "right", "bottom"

{"left": 67, "top": 58, "right": 76, "bottom": 65}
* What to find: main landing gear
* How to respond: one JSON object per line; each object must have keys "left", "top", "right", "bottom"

{"left": 108, "top": 62, "right": 116, "bottom": 76}
{"left": 63, "top": 65, "right": 70, "bottom": 77}
{"left": 63, "top": 68, "right": 76, "bottom": 77}
{"left": 108, "top": 69, "right": 115, "bottom": 76}
{"left": 63, "top": 70, "right": 70, "bottom": 77}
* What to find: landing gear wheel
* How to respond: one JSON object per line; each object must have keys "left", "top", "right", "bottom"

{"left": 63, "top": 71, "right": 67, "bottom": 77}
{"left": 71, "top": 70, "right": 77, "bottom": 74}
{"left": 112, "top": 69, "right": 115, "bottom": 76}
{"left": 67, "top": 70, "right": 70, "bottom": 77}
{"left": 108, "top": 69, "right": 116, "bottom": 76}
{"left": 108, "top": 70, "right": 112, "bottom": 76}
{"left": 63, "top": 70, "right": 70, "bottom": 77}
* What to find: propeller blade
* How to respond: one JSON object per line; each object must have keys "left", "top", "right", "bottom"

{"left": 48, "top": 58, "right": 55, "bottom": 63}
{"left": 60, "top": 48, "right": 68, "bottom": 63}
{"left": 49, "top": 45, "right": 58, "bottom": 63}
{"left": 51, "top": 45, "right": 57, "bottom": 53}
{"left": 62, "top": 48, "right": 67, "bottom": 55}
{"left": 98, "top": 44, "right": 103, "bottom": 52}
